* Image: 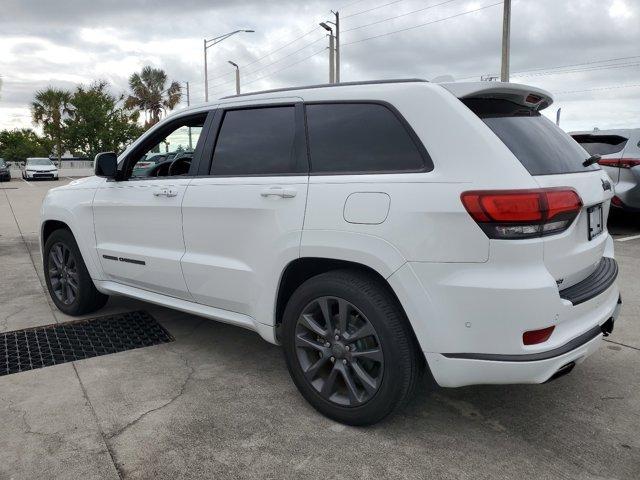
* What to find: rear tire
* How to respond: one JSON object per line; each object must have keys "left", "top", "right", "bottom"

{"left": 282, "top": 269, "right": 424, "bottom": 426}
{"left": 43, "top": 229, "right": 109, "bottom": 316}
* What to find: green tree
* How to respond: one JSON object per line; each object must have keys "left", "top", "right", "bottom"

{"left": 0, "top": 128, "right": 51, "bottom": 163}
{"left": 63, "top": 81, "right": 143, "bottom": 160}
{"left": 31, "top": 87, "right": 72, "bottom": 162}
{"left": 125, "top": 66, "right": 181, "bottom": 128}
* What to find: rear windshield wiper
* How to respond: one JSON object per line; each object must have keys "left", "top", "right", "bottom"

{"left": 583, "top": 154, "right": 601, "bottom": 167}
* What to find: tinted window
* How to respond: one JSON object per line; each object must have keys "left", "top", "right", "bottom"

{"left": 465, "top": 99, "right": 599, "bottom": 175}
{"left": 210, "top": 107, "right": 299, "bottom": 175}
{"left": 306, "top": 103, "right": 427, "bottom": 174}
{"left": 129, "top": 114, "right": 205, "bottom": 178}
{"left": 571, "top": 134, "right": 628, "bottom": 156}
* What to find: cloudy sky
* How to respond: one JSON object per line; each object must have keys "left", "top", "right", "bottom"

{"left": 1, "top": 0, "right": 638, "bottom": 133}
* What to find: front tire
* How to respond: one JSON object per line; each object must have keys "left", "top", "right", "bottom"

{"left": 282, "top": 269, "right": 424, "bottom": 426}
{"left": 43, "top": 229, "right": 109, "bottom": 316}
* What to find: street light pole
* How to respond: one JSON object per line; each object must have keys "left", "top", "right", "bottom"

{"left": 181, "top": 81, "right": 193, "bottom": 149}
{"left": 228, "top": 61, "right": 240, "bottom": 95}
{"left": 203, "top": 29, "right": 254, "bottom": 101}
{"left": 500, "top": 0, "right": 511, "bottom": 82}
{"left": 319, "top": 22, "right": 335, "bottom": 84}
{"left": 330, "top": 11, "right": 340, "bottom": 83}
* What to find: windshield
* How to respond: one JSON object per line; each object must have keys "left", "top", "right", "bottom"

{"left": 27, "top": 159, "right": 53, "bottom": 166}
{"left": 464, "top": 99, "right": 600, "bottom": 176}
{"left": 0, "top": 160, "right": 6, "bottom": 167}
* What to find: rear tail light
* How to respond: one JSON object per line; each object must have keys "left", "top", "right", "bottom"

{"left": 523, "top": 326, "right": 555, "bottom": 345}
{"left": 461, "top": 188, "right": 582, "bottom": 239}
{"left": 611, "top": 196, "right": 623, "bottom": 207}
{"left": 598, "top": 158, "right": 640, "bottom": 169}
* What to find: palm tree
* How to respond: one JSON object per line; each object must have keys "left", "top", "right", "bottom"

{"left": 125, "top": 66, "right": 181, "bottom": 128}
{"left": 32, "top": 87, "right": 73, "bottom": 162}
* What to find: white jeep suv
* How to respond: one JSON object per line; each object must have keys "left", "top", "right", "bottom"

{"left": 40, "top": 79, "right": 621, "bottom": 425}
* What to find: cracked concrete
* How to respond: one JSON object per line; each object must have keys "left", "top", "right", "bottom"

{"left": 1, "top": 179, "right": 639, "bottom": 479}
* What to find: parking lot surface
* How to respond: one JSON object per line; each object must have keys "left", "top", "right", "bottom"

{"left": 1, "top": 178, "right": 639, "bottom": 480}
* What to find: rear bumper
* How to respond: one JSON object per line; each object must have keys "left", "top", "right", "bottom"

{"left": 388, "top": 242, "right": 621, "bottom": 387}
{"left": 427, "top": 295, "right": 621, "bottom": 387}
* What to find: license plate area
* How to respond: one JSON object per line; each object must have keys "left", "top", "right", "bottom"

{"left": 588, "top": 204, "right": 603, "bottom": 240}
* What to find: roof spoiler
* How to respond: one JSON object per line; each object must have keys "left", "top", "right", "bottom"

{"left": 441, "top": 82, "right": 553, "bottom": 111}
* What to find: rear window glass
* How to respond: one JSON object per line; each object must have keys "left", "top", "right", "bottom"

{"left": 464, "top": 99, "right": 599, "bottom": 176}
{"left": 570, "top": 134, "right": 628, "bottom": 156}
{"left": 306, "top": 103, "right": 429, "bottom": 174}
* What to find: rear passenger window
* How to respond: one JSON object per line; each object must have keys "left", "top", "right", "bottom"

{"left": 306, "top": 103, "right": 428, "bottom": 174}
{"left": 210, "top": 106, "right": 299, "bottom": 175}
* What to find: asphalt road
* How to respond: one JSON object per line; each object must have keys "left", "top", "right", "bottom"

{"left": 1, "top": 177, "right": 639, "bottom": 480}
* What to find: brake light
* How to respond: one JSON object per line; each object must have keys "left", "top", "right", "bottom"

{"left": 523, "top": 326, "right": 555, "bottom": 345}
{"left": 461, "top": 188, "right": 582, "bottom": 239}
{"left": 598, "top": 158, "right": 640, "bottom": 169}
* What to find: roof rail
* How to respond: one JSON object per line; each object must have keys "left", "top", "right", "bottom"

{"left": 220, "top": 78, "right": 428, "bottom": 99}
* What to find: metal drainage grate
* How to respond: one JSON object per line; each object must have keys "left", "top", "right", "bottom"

{"left": 1, "top": 310, "right": 173, "bottom": 376}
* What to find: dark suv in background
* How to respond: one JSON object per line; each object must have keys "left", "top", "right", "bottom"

{"left": 0, "top": 159, "right": 11, "bottom": 182}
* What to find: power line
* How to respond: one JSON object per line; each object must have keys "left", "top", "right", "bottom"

{"left": 514, "top": 62, "right": 640, "bottom": 78}
{"left": 342, "top": 2, "right": 503, "bottom": 46}
{"left": 209, "top": 47, "right": 327, "bottom": 97}
{"left": 205, "top": 26, "right": 321, "bottom": 83}
{"left": 206, "top": 36, "right": 326, "bottom": 91}
{"left": 338, "top": 0, "right": 370, "bottom": 11}
{"left": 555, "top": 84, "right": 640, "bottom": 95}
{"left": 513, "top": 55, "right": 640, "bottom": 75}
{"left": 343, "top": 0, "right": 407, "bottom": 19}
{"left": 457, "top": 55, "right": 640, "bottom": 80}
{"left": 343, "top": 0, "right": 462, "bottom": 32}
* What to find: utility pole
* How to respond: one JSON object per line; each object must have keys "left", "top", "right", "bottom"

{"left": 500, "top": 0, "right": 511, "bottom": 82}
{"left": 330, "top": 11, "right": 340, "bottom": 83}
{"left": 203, "top": 29, "right": 254, "bottom": 102}
{"left": 319, "top": 22, "right": 335, "bottom": 83}
{"left": 182, "top": 81, "right": 193, "bottom": 149}
{"left": 228, "top": 61, "right": 240, "bottom": 95}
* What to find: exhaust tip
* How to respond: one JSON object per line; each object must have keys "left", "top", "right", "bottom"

{"left": 545, "top": 362, "right": 576, "bottom": 383}
{"left": 601, "top": 317, "right": 615, "bottom": 337}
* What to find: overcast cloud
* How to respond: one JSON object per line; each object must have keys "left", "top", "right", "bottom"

{"left": 0, "top": 0, "right": 638, "bottom": 133}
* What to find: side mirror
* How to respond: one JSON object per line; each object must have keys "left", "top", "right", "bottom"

{"left": 95, "top": 152, "right": 118, "bottom": 178}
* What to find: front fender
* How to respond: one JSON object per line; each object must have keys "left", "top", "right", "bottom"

{"left": 41, "top": 180, "right": 103, "bottom": 282}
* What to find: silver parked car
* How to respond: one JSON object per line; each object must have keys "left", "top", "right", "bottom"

{"left": 571, "top": 129, "right": 640, "bottom": 212}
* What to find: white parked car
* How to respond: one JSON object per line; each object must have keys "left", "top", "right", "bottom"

{"left": 40, "top": 80, "right": 621, "bottom": 425}
{"left": 571, "top": 128, "right": 640, "bottom": 212}
{"left": 22, "top": 157, "right": 59, "bottom": 180}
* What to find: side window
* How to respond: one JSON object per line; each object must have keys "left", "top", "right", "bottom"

{"left": 210, "top": 106, "right": 300, "bottom": 176}
{"left": 306, "top": 103, "right": 428, "bottom": 174}
{"left": 128, "top": 114, "right": 206, "bottom": 179}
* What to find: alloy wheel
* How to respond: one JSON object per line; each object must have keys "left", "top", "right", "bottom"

{"left": 48, "top": 242, "right": 79, "bottom": 305}
{"left": 294, "top": 296, "right": 384, "bottom": 406}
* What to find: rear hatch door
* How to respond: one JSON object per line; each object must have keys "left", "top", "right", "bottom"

{"left": 462, "top": 94, "right": 614, "bottom": 290}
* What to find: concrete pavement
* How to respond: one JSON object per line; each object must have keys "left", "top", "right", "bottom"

{"left": 1, "top": 177, "right": 639, "bottom": 479}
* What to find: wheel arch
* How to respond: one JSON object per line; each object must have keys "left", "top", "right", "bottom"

{"left": 41, "top": 219, "right": 72, "bottom": 246}
{"left": 274, "top": 257, "right": 408, "bottom": 338}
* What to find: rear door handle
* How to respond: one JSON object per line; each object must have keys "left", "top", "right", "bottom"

{"left": 260, "top": 187, "right": 297, "bottom": 198}
{"left": 153, "top": 188, "right": 178, "bottom": 198}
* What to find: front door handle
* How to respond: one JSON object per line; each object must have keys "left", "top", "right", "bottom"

{"left": 260, "top": 187, "right": 297, "bottom": 198}
{"left": 153, "top": 188, "right": 178, "bottom": 198}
